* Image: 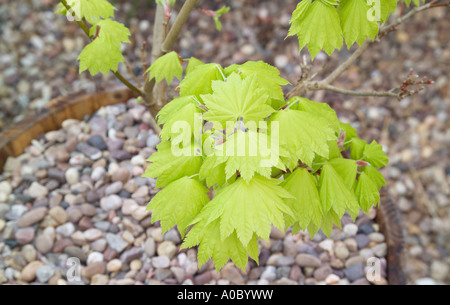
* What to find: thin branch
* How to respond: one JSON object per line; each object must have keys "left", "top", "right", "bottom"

{"left": 124, "top": 59, "right": 142, "bottom": 87}
{"left": 160, "top": 0, "right": 201, "bottom": 56}
{"left": 310, "top": 83, "right": 400, "bottom": 99}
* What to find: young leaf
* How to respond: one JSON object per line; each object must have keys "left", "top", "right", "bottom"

{"left": 338, "top": 0, "right": 379, "bottom": 48}
{"left": 380, "top": 0, "right": 400, "bottom": 22}
{"left": 179, "top": 63, "right": 226, "bottom": 97}
{"left": 193, "top": 175, "right": 294, "bottom": 247}
{"left": 363, "top": 165, "right": 386, "bottom": 190}
{"left": 62, "top": 0, "right": 116, "bottom": 25}
{"left": 143, "top": 141, "right": 203, "bottom": 188}
{"left": 146, "top": 176, "right": 210, "bottom": 238}
{"left": 350, "top": 137, "right": 367, "bottom": 160}
{"left": 89, "top": 19, "right": 130, "bottom": 47}
{"left": 202, "top": 73, "right": 274, "bottom": 125}
{"left": 211, "top": 129, "right": 285, "bottom": 182}
{"left": 363, "top": 140, "right": 389, "bottom": 168}
{"left": 328, "top": 158, "right": 358, "bottom": 190}
{"left": 214, "top": 6, "right": 230, "bottom": 31}
{"left": 355, "top": 172, "right": 380, "bottom": 213}
{"left": 224, "top": 61, "right": 290, "bottom": 101}
{"left": 281, "top": 168, "right": 323, "bottom": 230}
{"left": 269, "top": 109, "right": 337, "bottom": 168}
{"left": 199, "top": 156, "right": 227, "bottom": 188}
{"left": 78, "top": 39, "right": 124, "bottom": 75}
{"left": 318, "top": 162, "right": 359, "bottom": 218}
{"left": 288, "top": 0, "right": 343, "bottom": 59}
{"left": 340, "top": 122, "right": 357, "bottom": 149}
{"left": 159, "top": 103, "right": 203, "bottom": 143}
{"left": 182, "top": 218, "right": 259, "bottom": 272}
{"left": 156, "top": 96, "right": 198, "bottom": 125}
{"left": 185, "top": 57, "right": 204, "bottom": 75}
{"left": 289, "top": 97, "right": 341, "bottom": 133}
{"left": 147, "top": 51, "right": 183, "bottom": 85}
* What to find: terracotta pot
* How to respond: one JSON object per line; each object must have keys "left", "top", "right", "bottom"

{"left": 0, "top": 87, "right": 406, "bottom": 285}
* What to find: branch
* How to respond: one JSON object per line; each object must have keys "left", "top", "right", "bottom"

{"left": 286, "top": 1, "right": 448, "bottom": 99}
{"left": 143, "top": 0, "right": 201, "bottom": 115}
{"left": 60, "top": 0, "right": 145, "bottom": 97}
{"left": 309, "top": 83, "right": 400, "bottom": 99}
{"left": 160, "top": 0, "right": 201, "bottom": 56}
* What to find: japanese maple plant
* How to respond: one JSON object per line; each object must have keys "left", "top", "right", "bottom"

{"left": 55, "top": 0, "right": 446, "bottom": 272}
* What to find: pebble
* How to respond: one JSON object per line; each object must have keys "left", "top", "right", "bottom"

{"left": 65, "top": 168, "right": 80, "bottom": 185}
{"left": 314, "top": 265, "right": 333, "bottom": 281}
{"left": 49, "top": 206, "right": 68, "bottom": 224}
{"left": 56, "top": 222, "right": 76, "bottom": 237}
{"left": 28, "top": 182, "right": 48, "bottom": 199}
{"left": 144, "top": 238, "right": 156, "bottom": 257}
{"left": 295, "top": 254, "right": 321, "bottom": 268}
{"left": 345, "top": 256, "right": 366, "bottom": 268}
{"left": 22, "top": 244, "right": 37, "bottom": 262}
{"left": 355, "top": 234, "right": 371, "bottom": 249}
{"left": 87, "top": 251, "right": 104, "bottom": 265}
{"left": 91, "top": 274, "right": 109, "bottom": 285}
{"left": 36, "top": 265, "right": 54, "bottom": 283}
{"left": 344, "top": 263, "right": 365, "bottom": 282}
{"left": 325, "top": 274, "right": 341, "bottom": 285}
{"left": 130, "top": 259, "right": 143, "bottom": 271}
{"left": 104, "top": 182, "right": 123, "bottom": 196}
{"left": 100, "top": 195, "right": 122, "bottom": 211}
{"left": 343, "top": 224, "right": 358, "bottom": 237}
{"left": 83, "top": 229, "right": 103, "bottom": 241}
{"left": 106, "top": 233, "right": 129, "bottom": 253}
{"left": 131, "top": 206, "right": 150, "bottom": 221}
{"left": 64, "top": 246, "right": 87, "bottom": 263}
{"left": 369, "top": 232, "right": 385, "bottom": 243}
{"left": 151, "top": 256, "right": 170, "bottom": 269}
{"left": 83, "top": 262, "right": 106, "bottom": 278}
{"left": 91, "top": 167, "right": 106, "bottom": 181}
{"left": 157, "top": 241, "right": 177, "bottom": 259}
{"left": 107, "top": 259, "right": 123, "bottom": 273}
{"left": 87, "top": 135, "right": 107, "bottom": 150}
{"left": 120, "top": 247, "right": 143, "bottom": 264}
{"left": 15, "top": 227, "right": 35, "bottom": 245}
{"left": 335, "top": 245, "right": 350, "bottom": 260}
{"left": 35, "top": 234, "right": 54, "bottom": 254}
{"left": 18, "top": 207, "right": 47, "bottom": 227}
{"left": 430, "top": 261, "right": 449, "bottom": 282}
{"left": 21, "top": 261, "right": 44, "bottom": 282}
{"left": 371, "top": 243, "right": 387, "bottom": 257}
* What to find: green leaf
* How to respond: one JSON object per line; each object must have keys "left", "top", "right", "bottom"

{"left": 192, "top": 175, "right": 294, "bottom": 247}
{"left": 318, "top": 161, "right": 359, "bottom": 218}
{"left": 355, "top": 172, "right": 380, "bottom": 213}
{"left": 363, "top": 165, "right": 386, "bottom": 190}
{"left": 289, "top": 97, "right": 341, "bottom": 133}
{"left": 146, "top": 176, "right": 210, "bottom": 238}
{"left": 179, "top": 63, "right": 226, "bottom": 97}
{"left": 363, "top": 140, "right": 389, "bottom": 168}
{"left": 213, "top": 6, "right": 230, "bottom": 31}
{"left": 89, "top": 19, "right": 130, "bottom": 47}
{"left": 379, "top": 0, "right": 399, "bottom": 22}
{"left": 338, "top": 0, "right": 379, "bottom": 48}
{"left": 224, "top": 61, "right": 290, "bottom": 101}
{"left": 62, "top": 0, "right": 116, "bottom": 24}
{"left": 182, "top": 218, "right": 258, "bottom": 272}
{"left": 211, "top": 130, "right": 285, "bottom": 182}
{"left": 329, "top": 158, "right": 357, "bottom": 190}
{"left": 269, "top": 109, "right": 337, "bottom": 168}
{"left": 199, "top": 156, "right": 227, "bottom": 188}
{"left": 202, "top": 73, "right": 274, "bottom": 125}
{"left": 156, "top": 96, "right": 198, "bottom": 125}
{"left": 289, "top": 0, "right": 343, "bottom": 59}
{"left": 185, "top": 58, "right": 204, "bottom": 76}
{"left": 282, "top": 168, "right": 323, "bottom": 230}
{"left": 78, "top": 39, "right": 124, "bottom": 75}
{"left": 147, "top": 51, "right": 183, "bottom": 85}
{"left": 156, "top": 0, "right": 176, "bottom": 6}
{"left": 159, "top": 102, "right": 204, "bottom": 144}
{"left": 143, "top": 141, "right": 203, "bottom": 188}
{"left": 350, "top": 137, "right": 367, "bottom": 160}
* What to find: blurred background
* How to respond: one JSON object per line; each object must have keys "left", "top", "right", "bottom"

{"left": 0, "top": 0, "right": 448, "bottom": 284}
